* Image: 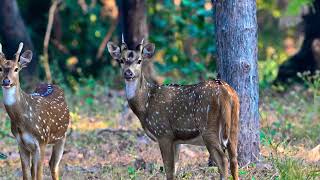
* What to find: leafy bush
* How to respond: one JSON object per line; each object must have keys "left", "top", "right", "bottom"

{"left": 148, "top": 0, "right": 216, "bottom": 84}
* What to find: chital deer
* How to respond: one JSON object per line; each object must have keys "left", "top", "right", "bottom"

{"left": 107, "top": 38, "right": 240, "bottom": 180}
{"left": 0, "top": 43, "right": 70, "bottom": 180}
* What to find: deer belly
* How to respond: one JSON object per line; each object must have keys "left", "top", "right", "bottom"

{"left": 175, "top": 135, "right": 205, "bottom": 146}
{"left": 174, "top": 128, "right": 201, "bottom": 140}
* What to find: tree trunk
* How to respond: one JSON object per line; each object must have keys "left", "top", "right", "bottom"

{"left": 275, "top": 0, "right": 320, "bottom": 84}
{"left": 215, "top": 0, "right": 260, "bottom": 165}
{"left": 118, "top": 0, "right": 158, "bottom": 84}
{"left": 0, "top": 0, "right": 37, "bottom": 84}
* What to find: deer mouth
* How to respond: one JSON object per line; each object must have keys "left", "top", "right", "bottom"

{"left": 2, "top": 84, "right": 15, "bottom": 89}
{"left": 125, "top": 77, "right": 136, "bottom": 81}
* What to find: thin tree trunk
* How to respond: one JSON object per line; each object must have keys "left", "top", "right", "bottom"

{"left": 215, "top": 0, "right": 260, "bottom": 165}
{"left": 0, "top": 0, "right": 37, "bottom": 84}
{"left": 118, "top": 0, "right": 158, "bottom": 84}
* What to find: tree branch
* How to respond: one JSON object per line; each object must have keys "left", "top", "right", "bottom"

{"left": 43, "top": 0, "right": 62, "bottom": 83}
{"left": 96, "top": 19, "right": 118, "bottom": 59}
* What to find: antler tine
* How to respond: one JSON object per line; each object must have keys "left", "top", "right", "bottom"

{"left": 122, "top": 33, "right": 125, "bottom": 44}
{"left": 139, "top": 38, "right": 145, "bottom": 52}
{"left": 0, "top": 43, "right": 2, "bottom": 54}
{"left": 15, "top": 42, "right": 24, "bottom": 62}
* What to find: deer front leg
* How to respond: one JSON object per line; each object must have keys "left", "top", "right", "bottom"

{"left": 173, "top": 144, "right": 180, "bottom": 175}
{"left": 31, "top": 143, "right": 45, "bottom": 180}
{"left": 158, "top": 138, "right": 175, "bottom": 180}
{"left": 18, "top": 145, "right": 31, "bottom": 180}
{"left": 29, "top": 142, "right": 45, "bottom": 180}
{"left": 49, "top": 137, "right": 66, "bottom": 180}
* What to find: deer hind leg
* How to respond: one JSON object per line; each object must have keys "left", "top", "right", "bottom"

{"left": 227, "top": 142, "right": 238, "bottom": 180}
{"left": 158, "top": 138, "right": 175, "bottom": 180}
{"left": 18, "top": 145, "right": 31, "bottom": 180}
{"left": 202, "top": 134, "right": 228, "bottom": 180}
{"left": 173, "top": 144, "right": 180, "bottom": 175}
{"left": 49, "top": 137, "right": 66, "bottom": 180}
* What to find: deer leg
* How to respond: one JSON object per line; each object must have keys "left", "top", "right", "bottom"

{"left": 158, "top": 138, "right": 175, "bottom": 180}
{"left": 31, "top": 145, "right": 40, "bottom": 180}
{"left": 49, "top": 137, "right": 66, "bottom": 180}
{"left": 173, "top": 144, "right": 180, "bottom": 175}
{"left": 37, "top": 144, "right": 45, "bottom": 180}
{"left": 18, "top": 145, "right": 31, "bottom": 180}
{"left": 31, "top": 143, "right": 45, "bottom": 180}
{"left": 203, "top": 135, "right": 228, "bottom": 180}
{"left": 227, "top": 142, "right": 238, "bottom": 180}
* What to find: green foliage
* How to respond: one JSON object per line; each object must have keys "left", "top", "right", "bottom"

{"left": 127, "top": 166, "right": 137, "bottom": 179}
{"left": 285, "top": 0, "right": 313, "bottom": 16}
{"left": 298, "top": 70, "right": 320, "bottom": 101}
{"left": 272, "top": 157, "right": 319, "bottom": 180}
{"left": 148, "top": 0, "right": 216, "bottom": 84}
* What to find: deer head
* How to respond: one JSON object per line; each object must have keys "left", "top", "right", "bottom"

{"left": 0, "top": 42, "right": 33, "bottom": 89}
{"left": 107, "top": 36, "right": 155, "bottom": 82}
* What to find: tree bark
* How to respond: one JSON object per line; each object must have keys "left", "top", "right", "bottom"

{"left": 0, "top": 0, "right": 37, "bottom": 83}
{"left": 275, "top": 0, "right": 320, "bottom": 83}
{"left": 118, "top": 0, "right": 158, "bottom": 84}
{"left": 215, "top": 0, "right": 260, "bottom": 165}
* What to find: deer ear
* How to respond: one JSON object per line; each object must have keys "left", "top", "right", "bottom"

{"left": 19, "top": 50, "right": 32, "bottom": 68}
{"left": 142, "top": 43, "right": 155, "bottom": 59}
{"left": 107, "top": 42, "right": 121, "bottom": 59}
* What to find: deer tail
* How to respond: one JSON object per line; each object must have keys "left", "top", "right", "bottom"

{"left": 227, "top": 97, "right": 239, "bottom": 152}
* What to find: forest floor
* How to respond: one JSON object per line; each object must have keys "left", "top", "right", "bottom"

{"left": 0, "top": 85, "right": 319, "bottom": 179}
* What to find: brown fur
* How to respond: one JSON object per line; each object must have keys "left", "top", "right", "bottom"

{"left": 0, "top": 43, "right": 69, "bottom": 180}
{"left": 107, "top": 40, "right": 240, "bottom": 180}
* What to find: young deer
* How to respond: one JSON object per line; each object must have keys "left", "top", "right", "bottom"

{"left": 0, "top": 43, "right": 70, "bottom": 180}
{"left": 107, "top": 38, "right": 240, "bottom": 180}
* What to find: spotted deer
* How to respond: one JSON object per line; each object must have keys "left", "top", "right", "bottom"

{"left": 107, "top": 38, "right": 240, "bottom": 180}
{"left": 0, "top": 43, "right": 70, "bottom": 180}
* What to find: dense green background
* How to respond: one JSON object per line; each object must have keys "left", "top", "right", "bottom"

{"left": 13, "top": 0, "right": 312, "bottom": 89}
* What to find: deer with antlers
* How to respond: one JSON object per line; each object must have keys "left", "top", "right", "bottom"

{"left": 107, "top": 37, "right": 240, "bottom": 180}
{"left": 0, "top": 42, "right": 70, "bottom": 180}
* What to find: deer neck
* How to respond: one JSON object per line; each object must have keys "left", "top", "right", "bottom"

{"left": 126, "top": 75, "right": 151, "bottom": 119}
{"left": 2, "top": 84, "right": 28, "bottom": 119}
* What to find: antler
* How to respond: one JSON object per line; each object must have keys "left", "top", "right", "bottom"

{"left": 122, "top": 33, "right": 125, "bottom": 44}
{"left": 0, "top": 43, "right": 2, "bottom": 54}
{"left": 15, "top": 42, "right": 24, "bottom": 62}
{"left": 121, "top": 33, "right": 127, "bottom": 51}
{"left": 139, "top": 38, "right": 144, "bottom": 52}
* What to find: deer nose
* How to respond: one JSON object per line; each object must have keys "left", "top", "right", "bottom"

{"left": 124, "top": 69, "right": 134, "bottom": 79}
{"left": 2, "top": 79, "right": 10, "bottom": 86}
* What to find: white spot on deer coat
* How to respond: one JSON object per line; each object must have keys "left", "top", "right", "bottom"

{"left": 2, "top": 86, "right": 17, "bottom": 106}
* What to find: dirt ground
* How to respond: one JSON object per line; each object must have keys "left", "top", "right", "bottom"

{"left": 0, "top": 87, "right": 319, "bottom": 179}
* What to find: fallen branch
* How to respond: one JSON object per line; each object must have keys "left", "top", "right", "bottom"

{"left": 43, "top": 0, "right": 62, "bottom": 83}
{"left": 96, "top": 19, "right": 118, "bottom": 59}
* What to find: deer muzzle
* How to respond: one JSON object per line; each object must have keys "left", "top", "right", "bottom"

{"left": 123, "top": 69, "right": 135, "bottom": 80}
{"left": 2, "top": 78, "right": 12, "bottom": 88}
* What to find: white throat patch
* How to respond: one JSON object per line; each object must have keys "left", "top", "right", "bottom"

{"left": 2, "top": 86, "right": 17, "bottom": 106}
{"left": 125, "top": 80, "right": 138, "bottom": 100}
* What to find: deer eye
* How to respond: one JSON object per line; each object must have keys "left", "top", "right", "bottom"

{"left": 14, "top": 68, "right": 18, "bottom": 72}
{"left": 0, "top": 68, "right": 2, "bottom": 72}
{"left": 137, "top": 59, "right": 142, "bottom": 64}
